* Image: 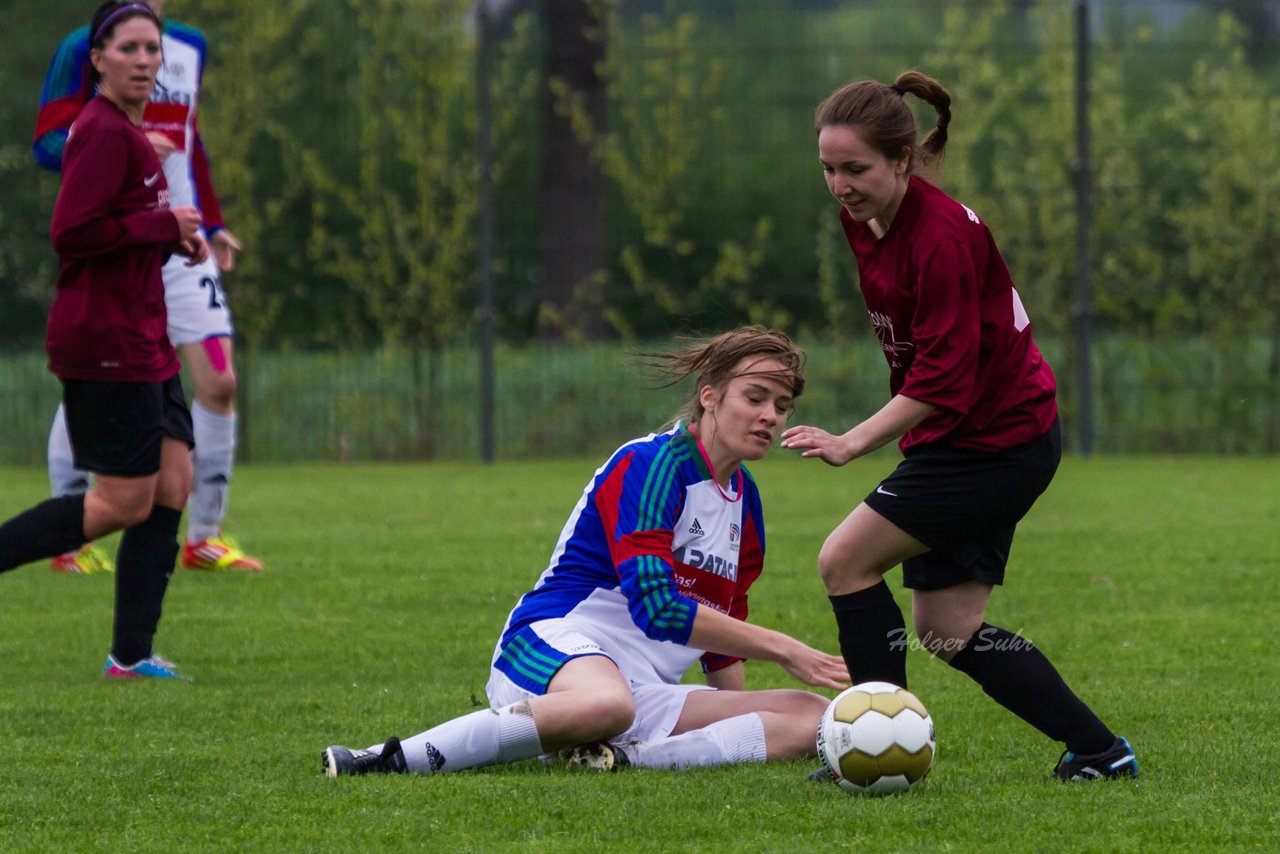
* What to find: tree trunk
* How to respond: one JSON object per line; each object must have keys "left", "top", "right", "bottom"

{"left": 537, "top": 0, "right": 608, "bottom": 341}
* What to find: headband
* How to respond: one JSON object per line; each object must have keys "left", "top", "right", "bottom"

{"left": 93, "top": 3, "right": 158, "bottom": 46}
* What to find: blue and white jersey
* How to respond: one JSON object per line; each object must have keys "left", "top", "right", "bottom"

{"left": 492, "top": 425, "right": 767, "bottom": 692}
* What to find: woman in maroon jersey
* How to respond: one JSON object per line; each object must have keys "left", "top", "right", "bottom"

{"left": 0, "top": 1, "right": 208, "bottom": 679}
{"left": 781, "top": 71, "right": 1136, "bottom": 781}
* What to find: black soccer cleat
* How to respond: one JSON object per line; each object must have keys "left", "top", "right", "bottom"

{"left": 1053, "top": 736, "right": 1138, "bottom": 781}
{"left": 323, "top": 736, "right": 408, "bottom": 777}
{"left": 806, "top": 765, "right": 838, "bottom": 783}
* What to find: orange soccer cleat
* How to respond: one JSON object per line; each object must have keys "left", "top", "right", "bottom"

{"left": 180, "top": 534, "right": 264, "bottom": 571}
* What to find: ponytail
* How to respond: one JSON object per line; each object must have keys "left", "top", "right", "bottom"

{"left": 815, "top": 70, "right": 953, "bottom": 174}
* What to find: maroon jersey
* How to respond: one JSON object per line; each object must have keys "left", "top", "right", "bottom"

{"left": 840, "top": 176, "right": 1057, "bottom": 453}
{"left": 48, "top": 96, "right": 181, "bottom": 382}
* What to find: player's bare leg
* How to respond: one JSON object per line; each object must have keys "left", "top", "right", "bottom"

{"left": 564, "top": 684, "right": 829, "bottom": 772}
{"left": 668, "top": 686, "right": 829, "bottom": 761}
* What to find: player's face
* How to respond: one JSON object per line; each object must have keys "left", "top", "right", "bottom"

{"left": 818, "top": 124, "right": 910, "bottom": 231}
{"left": 700, "top": 356, "right": 795, "bottom": 464}
{"left": 92, "top": 18, "right": 163, "bottom": 109}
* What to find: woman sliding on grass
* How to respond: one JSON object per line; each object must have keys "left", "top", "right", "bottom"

{"left": 322, "top": 326, "right": 849, "bottom": 777}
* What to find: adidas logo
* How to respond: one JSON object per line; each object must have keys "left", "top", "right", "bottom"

{"left": 425, "top": 743, "right": 447, "bottom": 772}
{"left": 688, "top": 518, "right": 705, "bottom": 536}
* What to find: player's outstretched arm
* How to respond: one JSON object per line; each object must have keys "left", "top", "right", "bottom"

{"left": 688, "top": 606, "right": 849, "bottom": 691}
{"left": 781, "top": 394, "right": 935, "bottom": 466}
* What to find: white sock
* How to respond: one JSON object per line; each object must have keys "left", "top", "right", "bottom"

{"left": 48, "top": 404, "right": 90, "bottom": 498}
{"left": 188, "top": 402, "right": 236, "bottom": 543}
{"left": 629, "top": 713, "right": 767, "bottom": 770}
{"left": 393, "top": 702, "right": 543, "bottom": 774}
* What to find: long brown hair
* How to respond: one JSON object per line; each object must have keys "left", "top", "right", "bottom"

{"left": 650, "top": 326, "right": 806, "bottom": 427}
{"left": 814, "top": 70, "right": 952, "bottom": 173}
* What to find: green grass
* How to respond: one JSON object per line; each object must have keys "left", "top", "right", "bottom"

{"left": 1, "top": 455, "right": 1277, "bottom": 851}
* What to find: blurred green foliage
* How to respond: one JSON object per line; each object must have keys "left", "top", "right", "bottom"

{"left": 1, "top": 0, "right": 1276, "bottom": 349}
{"left": 1, "top": 0, "right": 1278, "bottom": 454}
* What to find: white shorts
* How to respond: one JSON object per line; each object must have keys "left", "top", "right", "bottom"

{"left": 486, "top": 620, "right": 713, "bottom": 743}
{"left": 162, "top": 251, "right": 234, "bottom": 346}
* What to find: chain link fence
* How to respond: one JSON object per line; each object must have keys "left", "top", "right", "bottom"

{"left": 1, "top": 0, "right": 1277, "bottom": 463}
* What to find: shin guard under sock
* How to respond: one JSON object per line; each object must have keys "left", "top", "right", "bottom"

{"left": 397, "top": 703, "right": 544, "bottom": 774}
{"left": 188, "top": 402, "right": 236, "bottom": 543}
{"left": 111, "top": 505, "right": 183, "bottom": 665}
{"left": 630, "top": 713, "right": 768, "bottom": 769}
{"left": 948, "top": 623, "right": 1115, "bottom": 754}
{"left": 829, "top": 580, "right": 908, "bottom": 688}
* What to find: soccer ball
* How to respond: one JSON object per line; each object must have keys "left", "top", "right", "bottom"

{"left": 816, "top": 681, "right": 935, "bottom": 795}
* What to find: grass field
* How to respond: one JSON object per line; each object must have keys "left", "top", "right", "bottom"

{"left": 1, "top": 454, "right": 1277, "bottom": 851}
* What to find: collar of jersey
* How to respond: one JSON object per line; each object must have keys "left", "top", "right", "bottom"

{"left": 674, "top": 422, "right": 742, "bottom": 503}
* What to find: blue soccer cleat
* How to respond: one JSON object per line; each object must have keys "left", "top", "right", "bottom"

{"left": 101, "top": 654, "right": 186, "bottom": 680}
{"left": 1054, "top": 736, "right": 1138, "bottom": 781}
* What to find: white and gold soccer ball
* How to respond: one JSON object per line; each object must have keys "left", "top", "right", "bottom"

{"left": 816, "top": 681, "right": 936, "bottom": 795}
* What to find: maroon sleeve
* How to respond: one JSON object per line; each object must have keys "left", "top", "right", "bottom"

{"left": 51, "top": 120, "right": 178, "bottom": 259}
{"left": 898, "top": 239, "right": 982, "bottom": 415}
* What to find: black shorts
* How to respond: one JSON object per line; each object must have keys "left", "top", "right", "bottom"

{"left": 61, "top": 375, "right": 195, "bottom": 478}
{"left": 864, "top": 419, "right": 1061, "bottom": 591}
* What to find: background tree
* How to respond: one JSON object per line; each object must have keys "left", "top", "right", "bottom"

{"left": 0, "top": 0, "right": 92, "bottom": 351}
{"left": 559, "top": 1, "right": 781, "bottom": 337}
{"left": 1166, "top": 13, "right": 1280, "bottom": 450}
{"left": 537, "top": 0, "right": 608, "bottom": 340}
{"left": 311, "top": 0, "right": 477, "bottom": 457}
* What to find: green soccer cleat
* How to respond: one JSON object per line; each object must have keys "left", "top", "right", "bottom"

{"left": 51, "top": 543, "right": 114, "bottom": 574}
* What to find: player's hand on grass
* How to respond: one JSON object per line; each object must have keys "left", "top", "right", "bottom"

{"left": 780, "top": 425, "right": 857, "bottom": 467}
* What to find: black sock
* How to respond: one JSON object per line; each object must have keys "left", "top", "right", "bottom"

{"left": 829, "top": 580, "right": 908, "bottom": 688}
{"left": 948, "top": 623, "right": 1115, "bottom": 754}
{"left": 111, "top": 505, "right": 182, "bottom": 666}
{"left": 0, "top": 494, "right": 86, "bottom": 572}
